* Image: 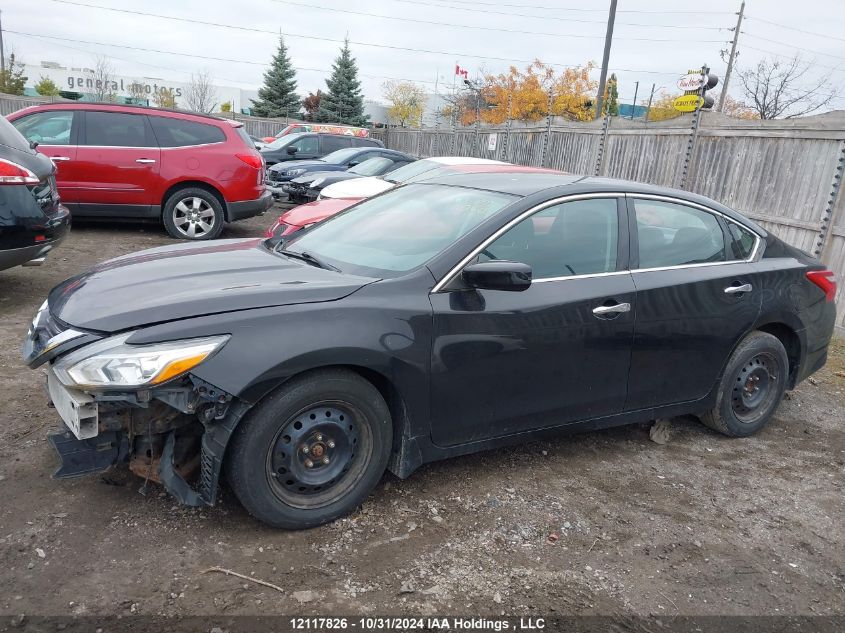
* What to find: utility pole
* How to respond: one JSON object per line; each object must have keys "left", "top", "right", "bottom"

{"left": 644, "top": 83, "right": 656, "bottom": 123}
{"left": 718, "top": 0, "right": 745, "bottom": 112}
{"left": 630, "top": 82, "right": 639, "bottom": 120}
{"left": 0, "top": 10, "right": 6, "bottom": 79}
{"left": 594, "top": 0, "right": 618, "bottom": 120}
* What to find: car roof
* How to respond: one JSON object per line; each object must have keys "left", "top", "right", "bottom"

{"left": 8, "top": 102, "right": 241, "bottom": 127}
{"left": 424, "top": 156, "right": 508, "bottom": 165}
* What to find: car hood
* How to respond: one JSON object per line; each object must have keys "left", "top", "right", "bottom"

{"left": 291, "top": 169, "right": 356, "bottom": 185}
{"left": 280, "top": 198, "right": 361, "bottom": 227}
{"left": 320, "top": 176, "right": 395, "bottom": 199}
{"left": 48, "top": 238, "right": 376, "bottom": 332}
{"left": 268, "top": 160, "right": 343, "bottom": 174}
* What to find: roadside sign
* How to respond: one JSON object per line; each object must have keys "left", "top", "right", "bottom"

{"left": 673, "top": 95, "right": 704, "bottom": 112}
{"left": 677, "top": 73, "right": 705, "bottom": 91}
{"left": 487, "top": 133, "right": 498, "bottom": 151}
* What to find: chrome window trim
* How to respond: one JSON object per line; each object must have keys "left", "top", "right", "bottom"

{"left": 431, "top": 192, "right": 623, "bottom": 293}
{"left": 432, "top": 191, "right": 763, "bottom": 293}
{"left": 625, "top": 193, "right": 762, "bottom": 267}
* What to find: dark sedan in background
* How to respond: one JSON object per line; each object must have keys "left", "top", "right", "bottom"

{"left": 282, "top": 155, "right": 416, "bottom": 203}
{"left": 24, "top": 173, "right": 836, "bottom": 529}
{"left": 266, "top": 147, "right": 410, "bottom": 199}
{"left": 259, "top": 132, "right": 383, "bottom": 167}
{"left": 0, "top": 116, "right": 70, "bottom": 272}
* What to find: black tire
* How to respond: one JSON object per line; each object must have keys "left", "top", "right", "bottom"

{"left": 226, "top": 369, "right": 392, "bottom": 529}
{"left": 701, "top": 331, "right": 789, "bottom": 437}
{"left": 162, "top": 187, "right": 225, "bottom": 240}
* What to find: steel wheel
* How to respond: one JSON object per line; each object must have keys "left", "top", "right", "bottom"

{"left": 730, "top": 352, "right": 780, "bottom": 424}
{"left": 172, "top": 196, "right": 216, "bottom": 239}
{"left": 265, "top": 401, "right": 372, "bottom": 510}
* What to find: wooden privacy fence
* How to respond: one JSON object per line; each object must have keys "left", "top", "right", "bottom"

{"left": 372, "top": 112, "right": 845, "bottom": 331}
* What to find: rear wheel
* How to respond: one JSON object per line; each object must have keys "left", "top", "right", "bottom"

{"left": 226, "top": 369, "right": 392, "bottom": 529}
{"left": 162, "top": 187, "right": 225, "bottom": 240}
{"left": 701, "top": 331, "right": 789, "bottom": 437}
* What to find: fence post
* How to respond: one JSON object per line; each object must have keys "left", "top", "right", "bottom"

{"left": 816, "top": 139, "right": 845, "bottom": 257}
{"left": 540, "top": 90, "right": 554, "bottom": 167}
{"left": 500, "top": 93, "right": 513, "bottom": 162}
{"left": 450, "top": 110, "right": 457, "bottom": 156}
{"left": 678, "top": 65, "right": 708, "bottom": 190}
{"left": 593, "top": 114, "right": 611, "bottom": 176}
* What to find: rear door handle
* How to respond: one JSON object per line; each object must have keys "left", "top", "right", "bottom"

{"left": 592, "top": 302, "right": 631, "bottom": 316}
{"left": 50, "top": 156, "right": 71, "bottom": 161}
{"left": 724, "top": 283, "right": 752, "bottom": 294}
{"left": 135, "top": 158, "right": 156, "bottom": 164}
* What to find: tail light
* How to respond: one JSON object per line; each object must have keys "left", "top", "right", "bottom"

{"left": 806, "top": 270, "right": 836, "bottom": 302}
{"left": 0, "top": 158, "right": 39, "bottom": 185}
{"left": 235, "top": 153, "right": 263, "bottom": 170}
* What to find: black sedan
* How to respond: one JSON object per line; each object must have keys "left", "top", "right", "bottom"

{"left": 0, "top": 116, "right": 71, "bottom": 272}
{"left": 266, "top": 147, "right": 411, "bottom": 196}
{"left": 283, "top": 155, "right": 416, "bottom": 203}
{"left": 23, "top": 173, "right": 837, "bottom": 529}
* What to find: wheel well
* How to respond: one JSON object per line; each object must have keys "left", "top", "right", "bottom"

{"left": 755, "top": 323, "right": 801, "bottom": 385}
{"left": 161, "top": 181, "right": 228, "bottom": 219}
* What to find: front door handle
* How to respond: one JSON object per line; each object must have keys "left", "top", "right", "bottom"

{"left": 50, "top": 156, "right": 71, "bottom": 161}
{"left": 135, "top": 158, "right": 156, "bottom": 164}
{"left": 724, "top": 283, "right": 752, "bottom": 294}
{"left": 592, "top": 302, "right": 631, "bottom": 316}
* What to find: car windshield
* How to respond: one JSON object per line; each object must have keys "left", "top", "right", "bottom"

{"left": 382, "top": 159, "right": 443, "bottom": 183}
{"left": 322, "top": 148, "right": 363, "bottom": 164}
{"left": 282, "top": 184, "right": 515, "bottom": 277}
{"left": 348, "top": 157, "right": 393, "bottom": 176}
{"left": 266, "top": 133, "right": 305, "bottom": 150}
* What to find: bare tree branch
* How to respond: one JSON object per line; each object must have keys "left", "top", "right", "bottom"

{"left": 183, "top": 70, "right": 218, "bottom": 114}
{"left": 91, "top": 56, "right": 117, "bottom": 103}
{"left": 737, "top": 54, "right": 836, "bottom": 119}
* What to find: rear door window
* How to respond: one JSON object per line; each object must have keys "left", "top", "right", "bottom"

{"left": 82, "top": 111, "right": 154, "bottom": 147}
{"left": 12, "top": 110, "right": 75, "bottom": 146}
{"left": 150, "top": 116, "right": 226, "bottom": 147}
{"left": 633, "top": 199, "right": 727, "bottom": 268}
{"left": 354, "top": 138, "right": 380, "bottom": 147}
{"left": 321, "top": 135, "right": 353, "bottom": 153}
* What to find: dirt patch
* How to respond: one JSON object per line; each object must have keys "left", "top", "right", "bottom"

{"left": 0, "top": 215, "right": 843, "bottom": 618}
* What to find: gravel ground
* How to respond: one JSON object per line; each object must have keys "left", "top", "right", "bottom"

{"left": 0, "top": 213, "right": 843, "bottom": 622}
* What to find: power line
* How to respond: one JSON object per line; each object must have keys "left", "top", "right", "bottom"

{"left": 740, "top": 44, "right": 845, "bottom": 74}
{"left": 7, "top": 30, "right": 444, "bottom": 86}
{"left": 271, "top": 0, "right": 728, "bottom": 42}
{"left": 381, "top": 0, "right": 728, "bottom": 29}
{"left": 745, "top": 15, "right": 845, "bottom": 44}
{"left": 42, "top": 0, "right": 713, "bottom": 74}
{"left": 395, "top": 0, "right": 733, "bottom": 14}
{"left": 742, "top": 32, "right": 845, "bottom": 62}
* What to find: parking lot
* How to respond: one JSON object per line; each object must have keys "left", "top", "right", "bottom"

{"left": 0, "top": 216, "right": 843, "bottom": 620}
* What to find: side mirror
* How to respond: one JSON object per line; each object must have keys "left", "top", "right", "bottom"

{"left": 30, "top": 140, "right": 40, "bottom": 150}
{"left": 462, "top": 260, "right": 532, "bottom": 292}
{"left": 286, "top": 146, "right": 298, "bottom": 155}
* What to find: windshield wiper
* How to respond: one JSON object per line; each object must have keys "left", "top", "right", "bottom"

{"left": 277, "top": 248, "right": 340, "bottom": 272}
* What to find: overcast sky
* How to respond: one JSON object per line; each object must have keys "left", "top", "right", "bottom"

{"left": 4, "top": 0, "right": 844, "bottom": 109}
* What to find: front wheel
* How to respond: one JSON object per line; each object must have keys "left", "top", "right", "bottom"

{"left": 226, "top": 369, "right": 392, "bottom": 529}
{"left": 162, "top": 187, "right": 225, "bottom": 240}
{"left": 701, "top": 331, "right": 789, "bottom": 437}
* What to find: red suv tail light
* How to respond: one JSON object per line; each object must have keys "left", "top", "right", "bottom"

{"left": 236, "top": 153, "right": 263, "bottom": 170}
{"left": 0, "top": 158, "right": 39, "bottom": 185}
{"left": 806, "top": 270, "right": 837, "bottom": 302}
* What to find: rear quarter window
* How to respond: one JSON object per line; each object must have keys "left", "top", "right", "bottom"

{"left": 354, "top": 138, "right": 381, "bottom": 147}
{"left": 727, "top": 222, "right": 757, "bottom": 260}
{"left": 150, "top": 116, "right": 226, "bottom": 147}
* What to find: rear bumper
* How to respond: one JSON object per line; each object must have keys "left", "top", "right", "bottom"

{"left": 227, "top": 190, "right": 274, "bottom": 222}
{"left": 0, "top": 204, "right": 71, "bottom": 271}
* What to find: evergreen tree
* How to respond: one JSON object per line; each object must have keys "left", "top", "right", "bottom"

{"left": 315, "top": 39, "right": 369, "bottom": 126}
{"left": 251, "top": 36, "right": 301, "bottom": 118}
{"left": 604, "top": 73, "right": 619, "bottom": 116}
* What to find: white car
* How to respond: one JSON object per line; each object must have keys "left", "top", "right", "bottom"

{"left": 318, "top": 156, "right": 508, "bottom": 199}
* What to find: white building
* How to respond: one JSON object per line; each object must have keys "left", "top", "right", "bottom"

{"left": 23, "top": 61, "right": 259, "bottom": 113}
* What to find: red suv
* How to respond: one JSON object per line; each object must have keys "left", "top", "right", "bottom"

{"left": 8, "top": 103, "right": 272, "bottom": 240}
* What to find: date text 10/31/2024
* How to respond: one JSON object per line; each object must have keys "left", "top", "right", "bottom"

{"left": 289, "top": 617, "right": 547, "bottom": 630}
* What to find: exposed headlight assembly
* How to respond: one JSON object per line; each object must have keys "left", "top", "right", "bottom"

{"left": 53, "top": 333, "right": 230, "bottom": 390}
{"left": 286, "top": 168, "right": 307, "bottom": 177}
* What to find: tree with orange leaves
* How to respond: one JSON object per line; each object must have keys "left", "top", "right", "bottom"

{"left": 460, "top": 60, "right": 597, "bottom": 126}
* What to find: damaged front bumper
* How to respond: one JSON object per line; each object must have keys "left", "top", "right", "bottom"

{"left": 46, "top": 373, "right": 248, "bottom": 507}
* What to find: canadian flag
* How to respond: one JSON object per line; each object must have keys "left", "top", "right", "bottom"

{"left": 455, "top": 64, "right": 469, "bottom": 79}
